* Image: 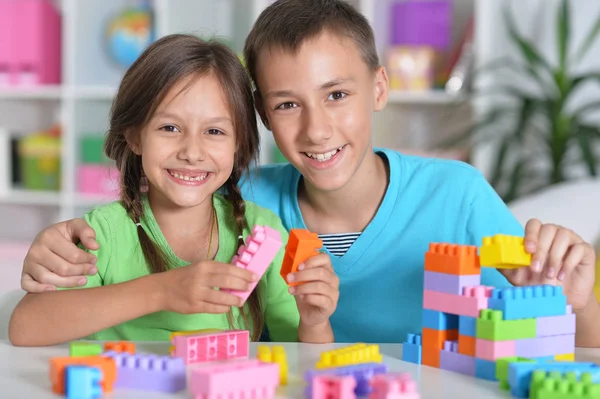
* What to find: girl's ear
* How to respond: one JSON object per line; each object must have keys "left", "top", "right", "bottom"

{"left": 125, "top": 129, "right": 142, "bottom": 155}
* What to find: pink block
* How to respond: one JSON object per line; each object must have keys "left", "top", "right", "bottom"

{"left": 171, "top": 330, "right": 249, "bottom": 365}
{"left": 313, "top": 375, "right": 357, "bottom": 399}
{"left": 190, "top": 359, "right": 279, "bottom": 399}
{"left": 77, "top": 165, "right": 120, "bottom": 197}
{"left": 369, "top": 373, "right": 420, "bottom": 399}
{"left": 223, "top": 225, "right": 282, "bottom": 304}
{"left": 14, "top": 0, "right": 61, "bottom": 85}
{"left": 475, "top": 338, "right": 515, "bottom": 361}
{"left": 0, "top": 0, "right": 16, "bottom": 85}
{"left": 423, "top": 286, "right": 493, "bottom": 317}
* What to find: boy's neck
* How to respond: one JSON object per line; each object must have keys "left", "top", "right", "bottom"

{"left": 298, "top": 150, "right": 389, "bottom": 234}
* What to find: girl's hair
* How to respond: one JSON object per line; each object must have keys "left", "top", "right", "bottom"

{"left": 103, "top": 34, "right": 263, "bottom": 340}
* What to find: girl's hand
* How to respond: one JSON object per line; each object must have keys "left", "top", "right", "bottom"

{"left": 286, "top": 253, "right": 339, "bottom": 327}
{"left": 160, "top": 261, "right": 258, "bottom": 314}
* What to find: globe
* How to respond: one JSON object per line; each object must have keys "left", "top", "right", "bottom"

{"left": 106, "top": 7, "right": 154, "bottom": 67}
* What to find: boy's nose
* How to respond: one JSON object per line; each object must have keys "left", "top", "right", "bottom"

{"left": 302, "top": 107, "right": 333, "bottom": 144}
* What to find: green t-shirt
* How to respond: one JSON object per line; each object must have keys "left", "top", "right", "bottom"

{"left": 76, "top": 193, "right": 300, "bottom": 341}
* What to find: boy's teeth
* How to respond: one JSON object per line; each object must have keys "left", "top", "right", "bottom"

{"left": 305, "top": 146, "right": 344, "bottom": 162}
{"left": 169, "top": 171, "right": 208, "bottom": 181}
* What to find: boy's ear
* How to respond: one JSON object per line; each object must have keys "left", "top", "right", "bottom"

{"left": 373, "top": 66, "right": 389, "bottom": 111}
{"left": 125, "top": 129, "right": 142, "bottom": 155}
{"left": 253, "top": 90, "right": 271, "bottom": 131}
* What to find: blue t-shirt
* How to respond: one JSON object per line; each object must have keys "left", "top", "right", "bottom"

{"left": 240, "top": 148, "right": 523, "bottom": 343}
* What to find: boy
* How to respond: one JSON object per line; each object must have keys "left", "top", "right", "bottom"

{"left": 20, "top": 0, "right": 600, "bottom": 345}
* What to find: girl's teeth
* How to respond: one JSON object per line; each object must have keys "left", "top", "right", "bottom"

{"left": 169, "top": 171, "right": 207, "bottom": 181}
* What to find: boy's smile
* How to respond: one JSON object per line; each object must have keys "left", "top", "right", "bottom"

{"left": 255, "top": 31, "right": 388, "bottom": 193}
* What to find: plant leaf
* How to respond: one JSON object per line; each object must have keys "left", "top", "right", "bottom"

{"left": 577, "top": 126, "right": 598, "bottom": 177}
{"left": 572, "top": 100, "right": 600, "bottom": 119}
{"left": 474, "top": 57, "right": 554, "bottom": 96}
{"left": 557, "top": 0, "right": 570, "bottom": 71}
{"left": 575, "top": 11, "right": 600, "bottom": 62}
{"left": 505, "top": 159, "right": 528, "bottom": 203}
{"left": 570, "top": 73, "right": 600, "bottom": 93}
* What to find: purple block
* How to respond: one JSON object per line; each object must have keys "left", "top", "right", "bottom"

{"left": 102, "top": 351, "right": 186, "bottom": 392}
{"left": 536, "top": 314, "right": 576, "bottom": 337}
{"left": 389, "top": 0, "right": 452, "bottom": 49}
{"left": 440, "top": 349, "right": 475, "bottom": 376}
{"left": 566, "top": 305, "right": 572, "bottom": 314}
{"left": 515, "top": 335, "right": 575, "bottom": 358}
{"left": 304, "top": 363, "right": 387, "bottom": 397}
{"left": 423, "top": 271, "right": 480, "bottom": 295}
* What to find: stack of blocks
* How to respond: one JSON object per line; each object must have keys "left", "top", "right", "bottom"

{"left": 403, "top": 234, "right": 577, "bottom": 383}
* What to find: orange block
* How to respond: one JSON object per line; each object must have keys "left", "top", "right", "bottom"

{"left": 105, "top": 341, "right": 135, "bottom": 354}
{"left": 280, "top": 229, "right": 322, "bottom": 286}
{"left": 422, "top": 345, "right": 440, "bottom": 368}
{"left": 424, "top": 243, "right": 480, "bottom": 275}
{"left": 458, "top": 335, "right": 475, "bottom": 356}
{"left": 49, "top": 355, "right": 116, "bottom": 394}
{"left": 421, "top": 327, "right": 458, "bottom": 350}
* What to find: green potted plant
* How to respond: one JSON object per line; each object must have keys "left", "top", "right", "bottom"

{"left": 444, "top": 0, "right": 600, "bottom": 203}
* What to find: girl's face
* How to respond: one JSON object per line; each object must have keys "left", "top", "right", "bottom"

{"left": 131, "top": 73, "right": 236, "bottom": 210}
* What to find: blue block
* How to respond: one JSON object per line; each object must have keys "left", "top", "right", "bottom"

{"left": 65, "top": 366, "right": 102, "bottom": 399}
{"left": 508, "top": 361, "right": 599, "bottom": 398}
{"left": 422, "top": 309, "right": 458, "bottom": 330}
{"left": 458, "top": 316, "right": 476, "bottom": 337}
{"left": 402, "top": 333, "right": 422, "bottom": 364}
{"left": 489, "top": 285, "right": 567, "bottom": 320}
{"left": 475, "top": 358, "right": 497, "bottom": 382}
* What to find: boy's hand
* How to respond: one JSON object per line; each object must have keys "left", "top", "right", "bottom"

{"left": 500, "top": 218, "right": 596, "bottom": 311}
{"left": 286, "top": 253, "right": 339, "bottom": 327}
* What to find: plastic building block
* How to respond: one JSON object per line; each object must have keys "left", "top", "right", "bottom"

{"left": 369, "top": 373, "right": 420, "bottom": 399}
{"left": 312, "top": 375, "right": 357, "bottom": 399}
{"left": 555, "top": 353, "right": 575, "bottom": 361}
{"left": 536, "top": 313, "right": 576, "bottom": 337}
{"left": 480, "top": 234, "right": 531, "bottom": 269}
{"left": 189, "top": 359, "right": 279, "bottom": 399}
{"left": 458, "top": 335, "right": 475, "bottom": 356}
{"left": 316, "top": 344, "right": 382, "bottom": 369}
{"left": 224, "top": 225, "right": 283, "bottom": 303}
{"left": 281, "top": 229, "right": 322, "bottom": 287}
{"left": 423, "top": 271, "right": 480, "bottom": 295}
{"left": 168, "top": 329, "right": 223, "bottom": 355}
{"left": 70, "top": 342, "right": 102, "bottom": 357}
{"left": 104, "top": 341, "right": 135, "bottom": 354}
{"left": 305, "top": 363, "right": 388, "bottom": 397}
{"left": 515, "top": 334, "right": 575, "bottom": 358}
{"left": 424, "top": 243, "right": 480, "bottom": 275}
{"left": 530, "top": 370, "right": 600, "bottom": 399}
{"left": 171, "top": 330, "right": 249, "bottom": 365}
{"left": 423, "top": 286, "right": 493, "bottom": 317}
{"left": 475, "top": 338, "right": 515, "bottom": 361}
{"left": 65, "top": 366, "right": 102, "bottom": 399}
{"left": 439, "top": 340, "right": 475, "bottom": 376}
{"left": 422, "top": 328, "right": 458, "bottom": 368}
{"left": 102, "top": 351, "right": 186, "bottom": 392}
{"left": 488, "top": 285, "right": 567, "bottom": 320}
{"left": 495, "top": 357, "right": 534, "bottom": 391}
{"left": 49, "top": 356, "right": 116, "bottom": 395}
{"left": 402, "top": 334, "right": 422, "bottom": 364}
{"left": 507, "top": 361, "right": 598, "bottom": 398}
{"left": 458, "top": 316, "right": 476, "bottom": 337}
{"left": 256, "top": 345, "right": 288, "bottom": 385}
{"left": 476, "top": 309, "right": 536, "bottom": 341}
{"left": 422, "top": 309, "right": 458, "bottom": 330}
{"left": 474, "top": 358, "right": 497, "bottom": 381}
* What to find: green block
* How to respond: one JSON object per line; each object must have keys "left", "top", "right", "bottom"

{"left": 531, "top": 370, "right": 600, "bottom": 399}
{"left": 80, "top": 135, "right": 109, "bottom": 164}
{"left": 70, "top": 342, "right": 103, "bottom": 357}
{"left": 476, "top": 309, "right": 536, "bottom": 340}
{"left": 496, "top": 356, "right": 535, "bottom": 390}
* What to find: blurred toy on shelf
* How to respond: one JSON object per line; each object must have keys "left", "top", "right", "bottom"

{"left": 0, "top": 0, "right": 61, "bottom": 86}
{"left": 77, "top": 134, "right": 120, "bottom": 199}
{"left": 18, "top": 124, "right": 61, "bottom": 191}
{"left": 386, "top": 47, "right": 437, "bottom": 92}
{"left": 105, "top": 2, "right": 154, "bottom": 68}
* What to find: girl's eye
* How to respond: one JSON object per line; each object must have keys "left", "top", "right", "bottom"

{"left": 207, "top": 128, "right": 224, "bottom": 135}
{"left": 328, "top": 91, "right": 346, "bottom": 101}
{"left": 276, "top": 102, "right": 297, "bottom": 110}
{"left": 160, "top": 125, "right": 180, "bottom": 133}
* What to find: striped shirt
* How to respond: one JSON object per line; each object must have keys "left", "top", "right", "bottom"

{"left": 318, "top": 232, "right": 362, "bottom": 257}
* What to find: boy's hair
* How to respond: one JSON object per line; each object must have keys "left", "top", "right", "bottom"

{"left": 244, "top": 0, "right": 379, "bottom": 90}
{"left": 104, "top": 34, "right": 263, "bottom": 340}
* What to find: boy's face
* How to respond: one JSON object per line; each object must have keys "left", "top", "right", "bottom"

{"left": 255, "top": 31, "right": 388, "bottom": 192}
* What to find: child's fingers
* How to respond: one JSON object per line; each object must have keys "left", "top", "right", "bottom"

{"left": 557, "top": 243, "right": 585, "bottom": 281}
{"left": 544, "top": 228, "right": 573, "bottom": 279}
{"left": 531, "top": 224, "right": 558, "bottom": 273}
{"left": 289, "top": 280, "right": 338, "bottom": 300}
{"left": 295, "top": 293, "right": 335, "bottom": 311}
{"left": 21, "top": 272, "right": 56, "bottom": 293}
{"left": 287, "top": 266, "right": 339, "bottom": 287}
{"left": 524, "top": 218, "right": 543, "bottom": 253}
{"left": 300, "top": 253, "right": 334, "bottom": 272}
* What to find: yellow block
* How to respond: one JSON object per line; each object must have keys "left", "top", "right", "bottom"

{"left": 316, "top": 343, "right": 382, "bottom": 369}
{"left": 257, "top": 345, "right": 288, "bottom": 385}
{"left": 554, "top": 353, "right": 575, "bottom": 361}
{"left": 480, "top": 234, "right": 531, "bottom": 269}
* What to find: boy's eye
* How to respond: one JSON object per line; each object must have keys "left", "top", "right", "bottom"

{"left": 159, "top": 125, "right": 180, "bottom": 133}
{"left": 276, "top": 102, "right": 297, "bottom": 110}
{"left": 328, "top": 91, "right": 346, "bottom": 101}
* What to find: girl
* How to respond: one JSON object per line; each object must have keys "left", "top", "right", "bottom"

{"left": 9, "top": 34, "right": 338, "bottom": 346}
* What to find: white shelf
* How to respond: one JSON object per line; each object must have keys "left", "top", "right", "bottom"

{"left": 387, "top": 90, "right": 467, "bottom": 105}
{"left": 74, "top": 193, "right": 117, "bottom": 207}
{"left": 74, "top": 86, "right": 117, "bottom": 100}
{"left": 0, "top": 188, "right": 61, "bottom": 206}
{"left": 0, "top": 85, "right": 64, "bottom": 100}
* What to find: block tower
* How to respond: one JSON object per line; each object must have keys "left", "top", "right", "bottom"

{"left": 402, "top": 234, "right": 576, "bottom": 383}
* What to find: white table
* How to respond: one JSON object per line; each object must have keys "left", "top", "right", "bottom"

{"left": 1, "top": 340, "right": 599, "bottom": 398}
